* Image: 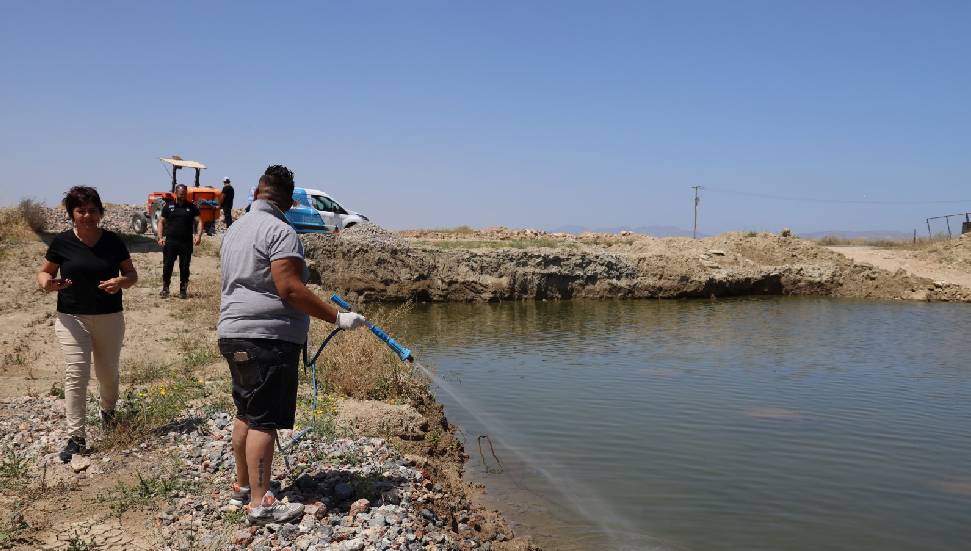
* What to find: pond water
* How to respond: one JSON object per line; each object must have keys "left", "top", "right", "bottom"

{"left": 400, "top": 297, "right": 971, "bottom": 551}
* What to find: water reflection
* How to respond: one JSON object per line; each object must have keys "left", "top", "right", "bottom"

{"left": 403, "top": 297, "right": 971, "bottom": 551}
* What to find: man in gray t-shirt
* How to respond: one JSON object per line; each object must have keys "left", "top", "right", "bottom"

{"left": 217, "top": 165, "right": 367, "bottom": 526}
{"left": 218, "top": 198, "right": 310, "bottom": 343}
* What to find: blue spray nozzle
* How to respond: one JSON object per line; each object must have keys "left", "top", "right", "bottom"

{"left": 330, "top": 293, "right": 414, "bottom": 362}
{"left": 330, "top": 293, "right": 352, "bottom": 311}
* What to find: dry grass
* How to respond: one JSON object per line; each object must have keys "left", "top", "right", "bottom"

{"left": 813, "top": 235, "right": 942, "bottom": 249}
{"left": 194, "top": 236, "right": 221, "bottom": 257}
{"left": 417, "top": 225, "right": 476, "bottom": 234}
{"left": 0, "top": 200, "right": 46, "bottom": 244}
{"left": 416, "top": 238, "right": 573, "bottom": 250}
{"left": 309, "top": 301, "right": 427, "bottom": 404}
{"left": 171, "top": 273, "right": 222, "bottom": 328}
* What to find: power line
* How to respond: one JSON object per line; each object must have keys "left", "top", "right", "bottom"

{"left": 691, "top": 186, "right": 702, "bottom": 239}
{"left": 703, "top": 187, "right": 971, "bottom": 205}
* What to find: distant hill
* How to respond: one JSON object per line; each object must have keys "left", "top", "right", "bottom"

{"left": 549, "top": 224, "right": 698, "bottom": 237}
{"left": 799, "top": 230, "right": 914, "bottom": 241}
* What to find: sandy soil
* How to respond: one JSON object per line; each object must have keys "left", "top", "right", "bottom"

{"left": 828, "top": 244, "right": 971, "bottom": 290}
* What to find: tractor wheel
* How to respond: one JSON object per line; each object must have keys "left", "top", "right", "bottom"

{"left": 130, "top": 213, "right": 149, "bottom": 234}
{"left": 151, "top": 199, "right": 167, "bottom": 235}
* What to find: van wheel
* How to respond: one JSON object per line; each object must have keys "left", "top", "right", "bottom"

{"left": 344, "top": 223, "right": 355, "bottom": 229}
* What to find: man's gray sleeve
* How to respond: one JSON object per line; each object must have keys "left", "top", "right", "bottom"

{"left": 267, "top": 226, "right": 304, "bottom": 262}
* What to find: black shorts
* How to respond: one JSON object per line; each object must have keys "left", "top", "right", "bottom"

{"left": 218, "top": 338, "right": 302, "bottom": 430}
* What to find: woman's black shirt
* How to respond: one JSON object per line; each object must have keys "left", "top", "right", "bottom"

{"left": 45, "top": 230, "right": 131, "bottom": 314}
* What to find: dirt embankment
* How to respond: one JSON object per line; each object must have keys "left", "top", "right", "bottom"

{"left": 829, "top": 234, "right": 971, "bottom": 290}
{"left": 304, "top": 226, "right": 971, "bottom": 303}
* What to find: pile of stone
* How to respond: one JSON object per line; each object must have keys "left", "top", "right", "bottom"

{"left": 0, "top": 395, "right": 70, "bottom": 467}
{"left": 39, "top": 203, "right": 145, "bottom": 234}
{"left": 157, "top": 410, "right": 512, "bottom": 551}
{"left": 339, "top": 222, "right": 406, "bottom": 248}
{"left": 37, "top": 202, "right": 242, "bottom": 236}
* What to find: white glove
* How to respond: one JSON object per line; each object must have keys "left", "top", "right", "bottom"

{"left": 336, "top": 312, "right": 368, "bottom": 330}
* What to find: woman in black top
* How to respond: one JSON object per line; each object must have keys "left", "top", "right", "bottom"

{"left": 36, "top": 186, "right": 138, "bottom": 462}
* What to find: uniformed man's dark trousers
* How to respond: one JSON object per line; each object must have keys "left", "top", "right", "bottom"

{"left": 162, "top": 239, "right": 193, "bottom": 287}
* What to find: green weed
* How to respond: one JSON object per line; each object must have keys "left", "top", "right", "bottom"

{"left": 0, "top": 511, "right": 29, "bottom": 549}
{"left": 100, "top": 368, "right": 207, "bottom": 449}
{"left": 97, "top": 470, "right": 197, "bottom": 516}
{"left": 121, "top": 358, "right": 173, "bottom": 385}
{"left": 64, "top": 531, "right": 100, "bottom": 551}
{"left": 0, "top": 447, "right": 30, "bottom": 490}
{"left": 176, "top": 333, "right": 217, "bottom": 369}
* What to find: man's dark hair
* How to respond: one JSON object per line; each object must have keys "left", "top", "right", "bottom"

{"left": 259, "top": 165, "right": 295, "bottom": 208}
{"left": 63, "top": 186, "right": 104, "bottom": 218}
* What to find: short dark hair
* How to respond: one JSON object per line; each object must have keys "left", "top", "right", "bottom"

{"left": 259, "top": 165, "right": 295, "bottom": 208}
{"left": 63, "top": 186, "right": 104, "bottom": 218}
{"left": 175, "top": 184, "right": 188, "bottom": 192}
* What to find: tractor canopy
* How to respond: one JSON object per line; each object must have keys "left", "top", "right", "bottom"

{"left": 160, "top": 155, "right": 208, "bottom": 192}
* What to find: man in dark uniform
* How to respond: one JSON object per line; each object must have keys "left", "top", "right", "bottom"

{"left": 157, "top": 184, "right": 202, "bottom": 299}
{"left": 220, "top": 176, "right": 235, "bottom": 228}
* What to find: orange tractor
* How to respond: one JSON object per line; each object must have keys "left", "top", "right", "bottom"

{"left": 130, "top": 156, "right": 222, "bottom": 236}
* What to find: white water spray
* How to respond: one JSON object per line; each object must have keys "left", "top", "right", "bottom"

{"left": 410, "top": 359, "right": 663, "bottom": 551}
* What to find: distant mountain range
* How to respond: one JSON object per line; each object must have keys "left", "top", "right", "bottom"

{"left": 549, "top": 224, "right": 699, "bottom": 237}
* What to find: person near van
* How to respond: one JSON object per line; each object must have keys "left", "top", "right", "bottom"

{"left": 217, "top": 164, "right": 367, "bottom": 525}
{"left": 37, "top": 186, "right": 138, "bottom": 462}
{"left": 157, "top": 184, "right": 202, "bottom": 299}
{"left": 220, "top": 177, "right": 235, "bottom": 227}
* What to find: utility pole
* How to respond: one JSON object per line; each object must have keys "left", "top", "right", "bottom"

{"left": 691, "top": 186, "right": 702, "bottom": 239}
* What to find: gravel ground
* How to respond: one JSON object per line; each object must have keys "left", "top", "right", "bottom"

{"left": 0, "top": 396, "right": 512, "bottom": 550}
{"left": 159, "top": 409, "right": 503, "bottom": 550}
{"left": 303, "top": 222, "right": 406, "bottom": 250}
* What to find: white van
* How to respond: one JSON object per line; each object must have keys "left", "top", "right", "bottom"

{"left": 302, "top": 188, "right": 369, "bottom": 231}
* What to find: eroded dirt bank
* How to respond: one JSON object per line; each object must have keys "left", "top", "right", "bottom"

{"left": 304, "top": 226, "right": 971, "bottom": 303}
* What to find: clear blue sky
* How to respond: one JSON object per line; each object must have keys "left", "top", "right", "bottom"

{"left": 3, "top": 1, "right": 970, "bottom": 233}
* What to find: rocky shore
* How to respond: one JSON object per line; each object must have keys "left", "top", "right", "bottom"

{"left": 0, "top": 389, "right": 531, "bottom": 551}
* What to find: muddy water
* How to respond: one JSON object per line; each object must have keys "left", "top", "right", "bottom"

{"left": 401, "top": 298, "right": 971, "bottom": 551}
